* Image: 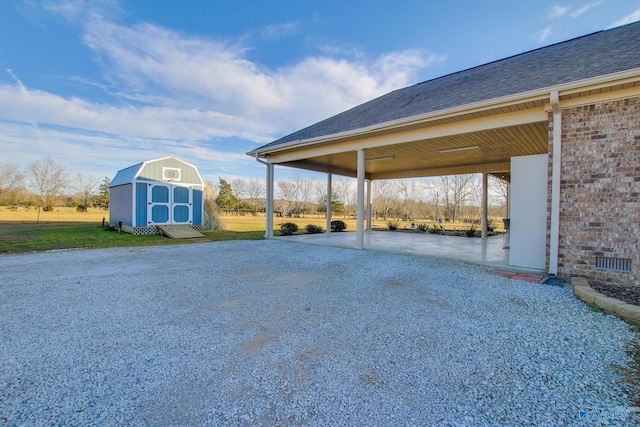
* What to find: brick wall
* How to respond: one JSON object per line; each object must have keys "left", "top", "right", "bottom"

{"left": 553, "top": 97, "right": 640, "bottom": 287}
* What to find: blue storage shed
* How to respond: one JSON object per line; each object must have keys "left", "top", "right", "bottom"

{"left": 110, "top": 156, "right": 205, "bottom": 235}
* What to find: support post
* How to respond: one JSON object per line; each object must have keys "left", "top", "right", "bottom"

{"left": 366, "top": 180, "right": 372, "bottom": 232}
{"left": 356, "top": 149, "right": 365, "bottom": 249}
{"left": 265, "top": 163, "right": 274, "bottom": 238}
{"left": 549, "top": 91, "right": 562, "bottom": 275}
{"left": 481, "top": 172, "right": 488, "bottom": 239}
{"left": 326, "top": 172, "right": 332, "bottom": 234}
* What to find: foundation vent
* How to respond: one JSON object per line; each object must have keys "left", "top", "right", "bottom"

{"left": 595, "top": 256, "right": 632, "bottom": 272}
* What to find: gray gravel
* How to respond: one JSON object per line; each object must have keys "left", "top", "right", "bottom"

{"left": 1, "top": 240, "right": 638, "bottom": 426}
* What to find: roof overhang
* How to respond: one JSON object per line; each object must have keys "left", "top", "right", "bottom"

{"left": 248, "top": 68, "right": 640, "bottom": 180}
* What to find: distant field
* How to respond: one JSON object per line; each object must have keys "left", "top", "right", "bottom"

{"left": 0, "top": 206, "right": 504, "bottom": 254}
{"left": 0, "top": 207, "right": 504, "bottom": 232}
{"left": 0, "top": 206, "right": 108, "bottom": 225}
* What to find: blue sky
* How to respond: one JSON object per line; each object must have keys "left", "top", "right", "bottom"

{"left": 1, "top": 0, "right": 639, "bottom": 184}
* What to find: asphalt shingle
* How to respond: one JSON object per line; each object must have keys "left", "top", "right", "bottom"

{"left": 256, "top": 21, "right": 640, "bottom": 151}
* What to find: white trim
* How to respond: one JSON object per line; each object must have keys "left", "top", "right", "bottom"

{"left": 146, "top": 182, "right": 194, "bottom": 226}
{"left": 265, "top": 163, "right": 274, "bottom": 238}
{"left": 548, "top": 91, "right": 562, "bottom": 275}
{"left": 356, "top": 150, "right": 365, "bottom": 249}
{"left": 481, "top": 173, "right": 488, "bottom": 239}
{"left": 249, "top": 68, "right": 640, "bottom": 157}
{"left": 366, "top": 180, "right": 372, "bottom": 232}
{"left": 326, "top": 173, "right": 332, "bottom": 234}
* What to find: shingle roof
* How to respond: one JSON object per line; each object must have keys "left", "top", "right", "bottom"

{"left": 255, "top": 21, "right": 640, "bottom": 152}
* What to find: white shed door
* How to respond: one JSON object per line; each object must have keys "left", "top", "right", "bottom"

{"left": 147, "top": 183, "right": 192, "bottom": 225}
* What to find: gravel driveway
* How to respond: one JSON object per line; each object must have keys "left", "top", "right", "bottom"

{"left": 1, "top": 240, "right": 638, "bottom": 426}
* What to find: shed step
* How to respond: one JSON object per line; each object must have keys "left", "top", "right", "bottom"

{"left": 157, "top": 225, "right": 205, "bottom": 239}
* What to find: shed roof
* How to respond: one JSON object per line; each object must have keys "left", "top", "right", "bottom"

{"left": 110, "top": 156, "right": 204, "bottom": 187}
{"left": 251, "top": 21, "right": 640, "bottom": 155}
{"left": 110, "top": 162, "right": 143, "bottom": 187}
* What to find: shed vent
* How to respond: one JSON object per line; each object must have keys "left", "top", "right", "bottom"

{"left": 595, "top": 256, "right": 632, "bottom": 272}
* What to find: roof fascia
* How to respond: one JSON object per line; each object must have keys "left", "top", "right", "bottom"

{"left": 249, "top": 67, "right": 640, "bottom": 157}
{"left": 266, "top": 108, "right": 546, "bottom": 164}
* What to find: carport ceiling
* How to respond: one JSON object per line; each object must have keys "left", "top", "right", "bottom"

{"left": 281, "top": 120, "right": 548, "bottom": 180}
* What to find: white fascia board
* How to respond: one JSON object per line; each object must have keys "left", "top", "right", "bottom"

{"left": 249, "top": 67, "right": 640, "bottom": 157}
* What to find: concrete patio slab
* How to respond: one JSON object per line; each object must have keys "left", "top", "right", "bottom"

{"left": 280, "top": 231, "right": 541, "bottom": 273}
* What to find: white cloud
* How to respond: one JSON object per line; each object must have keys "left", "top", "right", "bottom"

{"left": 256, "top": 22, "right": 299, "bottom": 40}
{"left": 535, "top": 27, "right": 553, "bottom": 42}
{"left": 569, "top": 1, "right": 603, "bottom": 18}
{"left": 549, "top": 5, "right": 570, "bottom": 19}
{"left": 0, "top": 119, "right": 259, "bottom": 181}
{"left": 5, "top": 69, "right": 27, "bottom": 93}
{"left": 0, "top": 84, "right": 271, "bottom": 142}
{"left": 3, "top": 11, "right": 441, "bottom": 143}
{"left": 3, "top": 3, "right": 443, "bottom": 179}
{"left": 612, "top": 8, "right": 640, "bottom": 27}
{"left": 77, "top": 17, "right": 439, "bottom": 135}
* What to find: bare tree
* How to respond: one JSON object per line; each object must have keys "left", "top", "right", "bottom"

{"left": 397, "top": 180, "right": 424, "bottom": 220}
{"left": 75, "top": 173, "right": 99, "bottom": 211}
{"left": 275, "top": 181, "right": 298, "bottom": 218}
{"left": 26, "top": 157, "right": 68, "bottom": 211}
{"left": 204, "top": 179, "right": 218, "bottom": 201}
{"left": 490, "top": 176, "right": 509, "bottom": 203}
{"left": 231, "top": 178, "right": 248, "bottom": 200}
{"left": 247, "top": 178, "right": 265, "bottom": 214}
{"left": 431, "top": 174, "right": 478, "bottom": 222}
{"left": 294, "top": 175, "right": 313, "bottom": 218}
{"left": 451, "top": 174, "right": 479, "bottom": 222}
{"left": 0, "top": 161, "right": 24, "bottom": 205}
{"left": 334, "top": 177, "right": 354, "bottom": 218}
{"left": 312, "top": 180, "right": 326, "bottom": 217}
{"left": 372, "top": 180, "right": 398, "bottom": 220}
{"left": 488, "top": 175, "right": 509, "bottom": 218}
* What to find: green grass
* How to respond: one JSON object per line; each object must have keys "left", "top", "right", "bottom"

{"left": 0, "top": 223, "right": 264, "bottom": 254}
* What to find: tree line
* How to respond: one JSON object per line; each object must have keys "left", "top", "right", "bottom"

{"left": 2, "top": 157, "right": 508, "bottom": 223}
{"left": 0, "top": 158, "right": 109, "bottom": 211}
{"left": 212, "top": 174, "right": 508, "bottom": 223}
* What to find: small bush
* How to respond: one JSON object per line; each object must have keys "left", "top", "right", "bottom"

{"left": 416, "top": 223, "right": 428, "bottom": 232}
{"left": 305, "top": 224, "right": 323, "bottom": 234}
{"left": 280, "top": 222, "right": 299, "bottom": 235}
{"left": 387, "top": 221, "right": 399, "bottom": 231}
{"left": 466, "top": 225, "right": 477, "bottom": 237}
{"left": 428, "top": 224, "right": 444, "bottom": 234}
{"left": 330, "top": 220, "right": 347, "bottom": 232}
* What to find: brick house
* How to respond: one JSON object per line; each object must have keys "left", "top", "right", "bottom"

{"left": 248, "top": 22, "right": 640, "bottom": 289}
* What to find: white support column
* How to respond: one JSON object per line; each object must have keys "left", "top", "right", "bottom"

{"left": 366, "top": 180, "right": 372, "bottom": 232}
{"left": 265, "top": 163, "right": 274, "bottom": 238}
{"left": 549, "top": 91, "right": 562, "bottom": 275}
{"left": 356, "top": 149, "right": 365, "bottom": 249}
{"left": 326, "top": 172, "right": 332, "bottom": 234}
{"left": 481, "top": 172, "right": 488, "bottom": 239}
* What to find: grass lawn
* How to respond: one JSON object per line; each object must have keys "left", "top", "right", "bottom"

{"left": 0, "top": 207, "right": 504, "bottom": 254}
{"left": 0, "top": 207, "right": 265, "bottom": 254}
